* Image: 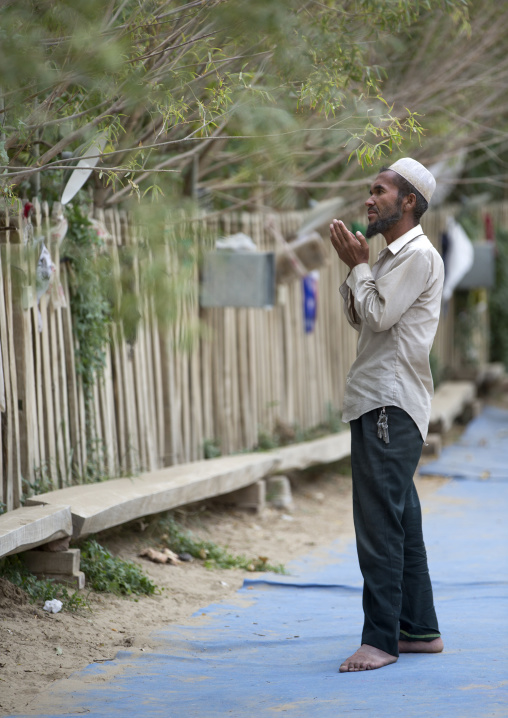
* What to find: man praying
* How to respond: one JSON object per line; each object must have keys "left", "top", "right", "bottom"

{"left": 329, "top": 157, "right": 444, "bottom": 672}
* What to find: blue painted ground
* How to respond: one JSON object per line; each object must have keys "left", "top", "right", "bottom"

{"left": 420, "top": 405, "right": 508, "bottom": 481}
{"left": 10, "top": 409, "right": 508, "bottom": 718}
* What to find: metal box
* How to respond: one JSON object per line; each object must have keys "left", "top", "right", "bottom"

{"left": 200, "top": 251, "right": 276, "bottom": 308}
{"left": 456, "top": 242, "right": 495, "bottom": 290}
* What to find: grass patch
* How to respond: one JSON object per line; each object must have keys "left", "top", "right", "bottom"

{"left": 79, "top": 539, "right": 157, "bottom": 596}
{"left": 0, "top": 555, "right": 89, "bottom": 612}
{"left": 159, "top": 517, "right": 287, "bottom": 574}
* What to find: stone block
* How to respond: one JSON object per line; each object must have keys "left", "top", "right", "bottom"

{"left": 266, "top": 475, "right": 293, "bottom": 510}
{"left": 21, "top": 549, "right": 85, "bottom": 590}
{"left": 43, "top": 571, "right": 86, "bottom": 590}
{"left": 217, "top": 480, "right": 266, "bottom": 513}
{"left": 22, "top": 548, "right": 81, "bottom": 575}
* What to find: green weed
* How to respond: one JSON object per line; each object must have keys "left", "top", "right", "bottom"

{"left": 203, "top": 438, "right": 222, "bottom": 459}
{"left": 79, "top": 539, "right": 157, "bottom": 596}
{"left": 159, "top": 517, "right": 287, "bottom": 574}
{"left": 0, "top": 555, "right": 89, "bottom": 612}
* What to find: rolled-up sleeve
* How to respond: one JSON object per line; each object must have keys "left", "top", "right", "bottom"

{"left": 346, "top": 251, "right": 431, "bottom": 332}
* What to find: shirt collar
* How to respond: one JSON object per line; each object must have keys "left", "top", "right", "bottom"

{"left": 386, "top": 224, "right": 424, "bottom": 255}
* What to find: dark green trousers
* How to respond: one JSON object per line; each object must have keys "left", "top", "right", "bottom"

{"left": 350, "top": 406, "right": 440, "bottom": 657}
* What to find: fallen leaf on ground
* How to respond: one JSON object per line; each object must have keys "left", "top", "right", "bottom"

{"left": 161, "top": 548, "right": 181, "bottom": 565}
{"left": 139, "top": 547, "right": 181, "bottom": 564}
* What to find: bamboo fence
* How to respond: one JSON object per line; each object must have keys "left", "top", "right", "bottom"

{"left": 0, "top": 199, "right": 497, "bottom": 513}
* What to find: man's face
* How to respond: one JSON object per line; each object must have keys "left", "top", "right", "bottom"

{"left": 365, "top": 171, "right": 403, "bottom": 239}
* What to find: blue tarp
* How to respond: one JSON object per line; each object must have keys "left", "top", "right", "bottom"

{"left": 420, "top": 405, "right": 508, "bottom": 481}
{"left": 9, "top": 409, "right": 508, "bottom": 718}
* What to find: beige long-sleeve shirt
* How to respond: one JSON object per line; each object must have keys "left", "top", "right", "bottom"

{"left": 339, "top": 224, "right": 444, "bottom": 440}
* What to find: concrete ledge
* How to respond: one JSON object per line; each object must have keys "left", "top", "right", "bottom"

{"left": 26, "top": 453, "right": 279, "bottom": 538}
{"left": 429, "top": 381, "right": 476, "bottom": 434}
{"left": 0, "top": 505, "right": 72, "bottom": 559}
{"left": 23, "top": 432, "right": 352, "bottom": 540}
{"left": 274, "top": 432, "right": 351, "bottom": 472}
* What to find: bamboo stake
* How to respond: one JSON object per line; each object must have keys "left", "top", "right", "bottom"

{"left": 199, "top": 307, "right": 214, "bottom": 450}
{"left": 158, "top": 221, "right": 180, "bottom": 466}
{"left": 107, "top": 209, "right": 139, "bottom": 472}
{"left": 88, "top": 377, "right": 101, "bottom": 477}
{"left": 200, "top": 215, "right": 218, "bottom": 451}
{"left": 189, "top": 229, "right": 203, "bottom": 461}
{"left": 53, "top": 280, "right": 73, "bottom": 485}
{"left": 7, "top": 233, "right": 40, "bottom": 492}
{"left": 149, "top": 294, "right": 165, "bottom": 467}
{"left": 39, "top": 293, "right": 58, "bottom": 485}
{"left": 210, "top": 307, "right": 224, "bottom": 453}
{"left": 102, "top": 214, "right": 127, "bottom": 473}
{"left": 6, "top": 270, "right": 21, "bottom": 504}
{"left": 41, "top": 206, "right": 68, "bottom": 488}
{"left": 60, "top": 267, "right": 83, "bottom": 480}
{"left": 0, "top": 246, "right": 15, "bottom": 506}
{"left": 48, "top": 289, "right": 67, "bottom": 487}
{"left": 98, "top": 348, "right": 117, "bottom": 477}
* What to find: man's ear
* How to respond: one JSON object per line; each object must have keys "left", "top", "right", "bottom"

{"left": 404, "top": 193, "right": 417, "bottom": 212}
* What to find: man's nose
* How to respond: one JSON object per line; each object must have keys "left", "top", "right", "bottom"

{"left": 365, "top": 196, "right": 375, "bottom": 207}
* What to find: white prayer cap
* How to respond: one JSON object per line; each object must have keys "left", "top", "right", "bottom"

{"left": 387, "top": 158, "right": 436, "bottom": 203}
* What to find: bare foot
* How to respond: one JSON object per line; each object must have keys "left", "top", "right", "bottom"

{"left": 339, "top": 644, "right": 398, "bottom": 672}
{"left": 398, "top": 637, "right": 444, "bottom": 653}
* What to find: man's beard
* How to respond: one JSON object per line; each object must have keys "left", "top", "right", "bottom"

{"left": 365, "top": 197, "right": 403, "bottom": 238}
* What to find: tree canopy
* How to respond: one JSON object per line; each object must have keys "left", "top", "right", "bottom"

{"left": 5, "top": 0, "right": 505, "bottom": 213}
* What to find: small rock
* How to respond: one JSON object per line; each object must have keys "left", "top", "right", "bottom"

{"left": 266, "top": 475, "right": 294, "bottom": 510}
{"left": 178, "top": 552, "right": 194, "bottom": 562}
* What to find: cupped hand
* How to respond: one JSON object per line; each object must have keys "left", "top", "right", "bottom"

{"left": 329, "top": 219, "right": 369, "bottom": 270}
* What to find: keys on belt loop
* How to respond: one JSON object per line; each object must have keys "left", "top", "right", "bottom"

{"left": 377, "top": 407, "right": 390, "bottom": 444}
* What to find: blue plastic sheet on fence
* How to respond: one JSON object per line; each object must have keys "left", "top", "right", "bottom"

{"left": 420, "top": 405, "right": 508, "bottom": 481}
{"left": 9, "top": 412, "right": 508, "bottom": 718}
